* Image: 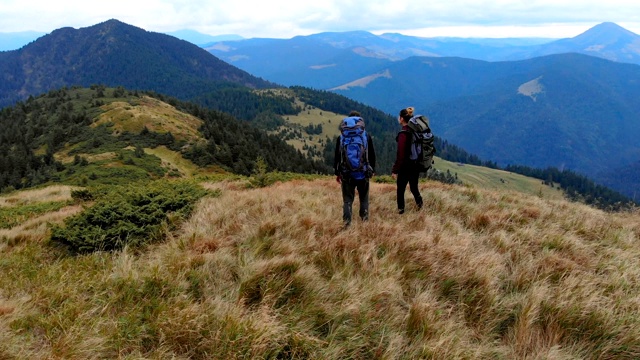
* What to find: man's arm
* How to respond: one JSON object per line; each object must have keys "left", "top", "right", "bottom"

{"left": 367, "top": 135, "right": 376, "bottom": 172}
{"left": 333, "top": 136, "right": 341, "bottom": 175}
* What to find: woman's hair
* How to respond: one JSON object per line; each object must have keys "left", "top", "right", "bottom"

{"left": 348, "top": 110, "right": 361, "bottom": 117}
{"left": 406, "top": 107, "right": 414, "bottom": 116}
{"left": 399, "top": 108, "right": 412, "bottom": 121}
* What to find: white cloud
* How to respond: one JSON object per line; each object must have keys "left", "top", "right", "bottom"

{"left": 1, "top": 0, "right": 640, "bottom": 38}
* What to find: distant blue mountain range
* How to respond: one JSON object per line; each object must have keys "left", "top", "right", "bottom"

{"left": 206, "top": 22, "right": 640, "bottom": 85}
{"left": 203, "top": 22, "right": 640, "bottom": 198}
{"left": 165, "top": 30, "right": 243, "bottom": 46}
{"left": 0, "top": 31, "right": 46, "bottom": 51}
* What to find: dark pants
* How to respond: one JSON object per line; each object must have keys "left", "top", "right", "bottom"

{"left": 396, "top": 170, "right": 423, "bottom": 211}
{"left": 341, "top": 177, "right": 370, "bottom": 224}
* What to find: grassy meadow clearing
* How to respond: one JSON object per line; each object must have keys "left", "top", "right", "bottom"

{"left": 1, "top": 176, "right": 639, "bottom": 359}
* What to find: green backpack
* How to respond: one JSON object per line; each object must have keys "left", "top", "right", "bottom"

{"left": 405, "top": 115, "right": 435, "bottom": 172}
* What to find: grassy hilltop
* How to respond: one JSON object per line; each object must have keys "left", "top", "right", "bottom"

{"left": 1, "top": 176, "right": 639, "bottom": 359}
{"left": 0, "top": 85, "right": 637, "bottom": 359}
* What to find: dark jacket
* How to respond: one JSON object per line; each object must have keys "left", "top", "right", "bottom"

{"left": 334, "top": 133, "right": 376, "bottom": 177}
{"left": 392, "top": 125, "right": 413, "bottom": 174}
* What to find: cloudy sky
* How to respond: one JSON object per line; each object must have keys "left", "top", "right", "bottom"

{"left": 2, "top": 0, "right": 640, "bottom": 39}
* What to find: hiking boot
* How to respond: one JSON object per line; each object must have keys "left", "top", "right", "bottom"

{"left": 417, "top": 202, "right": 423, "bottom": 210}
{"left": 398, "top": 209, "right": 405, "bottom": 215}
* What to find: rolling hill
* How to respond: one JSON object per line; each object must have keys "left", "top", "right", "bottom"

{"left": 2, "top": 84, "right": 631, "bottom": 210}
{"left": 0, "top": 86, "right": 331, "bottom": 194}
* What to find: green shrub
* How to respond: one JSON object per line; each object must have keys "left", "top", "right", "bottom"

{"left": 70, "top": 189, "right": 93, "bottom": 202}
{"left": 50, "top": 180, "right": 215, "bottom": 253}
{"left": 247, "top": 170, "right": 324, "bottom": 189}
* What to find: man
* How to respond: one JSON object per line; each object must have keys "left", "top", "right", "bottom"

{"left": 334, "top": 111, "right": 376, "bottom": 227}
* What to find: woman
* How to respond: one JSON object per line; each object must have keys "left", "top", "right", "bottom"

{"left": 391, "top": 108, "right": 423, "bottom": 214}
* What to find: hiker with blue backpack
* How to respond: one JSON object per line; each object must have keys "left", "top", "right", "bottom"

{"left": 334, "top": 111, "right": 377, "bottom": 227}
{"left": 392, "top": 107, "right": 435, "bottom": 214}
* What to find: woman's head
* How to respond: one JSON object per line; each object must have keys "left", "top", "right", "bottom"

{"left": 398, "top": 108, "right": 412, "bottom": 124}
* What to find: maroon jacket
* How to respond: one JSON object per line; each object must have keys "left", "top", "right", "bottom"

{"left": 392, "top": 125, "right": 412, "bottom": 174}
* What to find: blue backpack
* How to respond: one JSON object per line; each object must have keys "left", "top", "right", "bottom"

{"left": 339, "top": 116, "right": 372, "bottom": 180}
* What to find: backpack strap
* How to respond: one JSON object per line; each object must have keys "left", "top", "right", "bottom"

{"left": 396, "top": 129, "right": 416, "bottom": 155}
{"left": 361, "top": 130, "right": 369, "bottom": 165}
{"left": 397, "top": 129, "right": 415, "bottom": 144}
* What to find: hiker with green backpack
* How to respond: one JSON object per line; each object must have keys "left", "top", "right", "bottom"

{"left": 334, "top": 111, "right": 377, "bottom": 227}
{"left": 391, "top": 107, "right": 435, "bottom": 214}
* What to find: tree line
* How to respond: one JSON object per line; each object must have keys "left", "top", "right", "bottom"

{"left": 0, "top": 86, "right": 329, "bottom": 193}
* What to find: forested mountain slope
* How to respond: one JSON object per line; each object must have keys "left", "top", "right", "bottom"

{"left": 0, "top": 19, "right": 273, "bottom": 109}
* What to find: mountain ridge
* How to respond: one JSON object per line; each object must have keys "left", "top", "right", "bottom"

{"left": 529, "top": 22, "right": 640, "bottom": 63}
{"left": 0, "top": 19, "right": 273, "bottom": 108}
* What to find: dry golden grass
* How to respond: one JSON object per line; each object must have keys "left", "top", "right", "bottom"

{"left": 0, "top": 185, "right": 78, "bottom": 208}
{"left": 0, "top": 204, "right": 84, "bottom": 245}
{"left": 1, "top": 178, "right": 639, "bottom": 359}
{"left": 54, "top": 150, "right": 120, "bottom": 165}
{"left": 0, "top": 185, "right": 82, "bottom": 246}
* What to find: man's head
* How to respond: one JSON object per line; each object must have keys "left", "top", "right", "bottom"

{"left": 348, "top": 110, "right": 361, "bottom": 117}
